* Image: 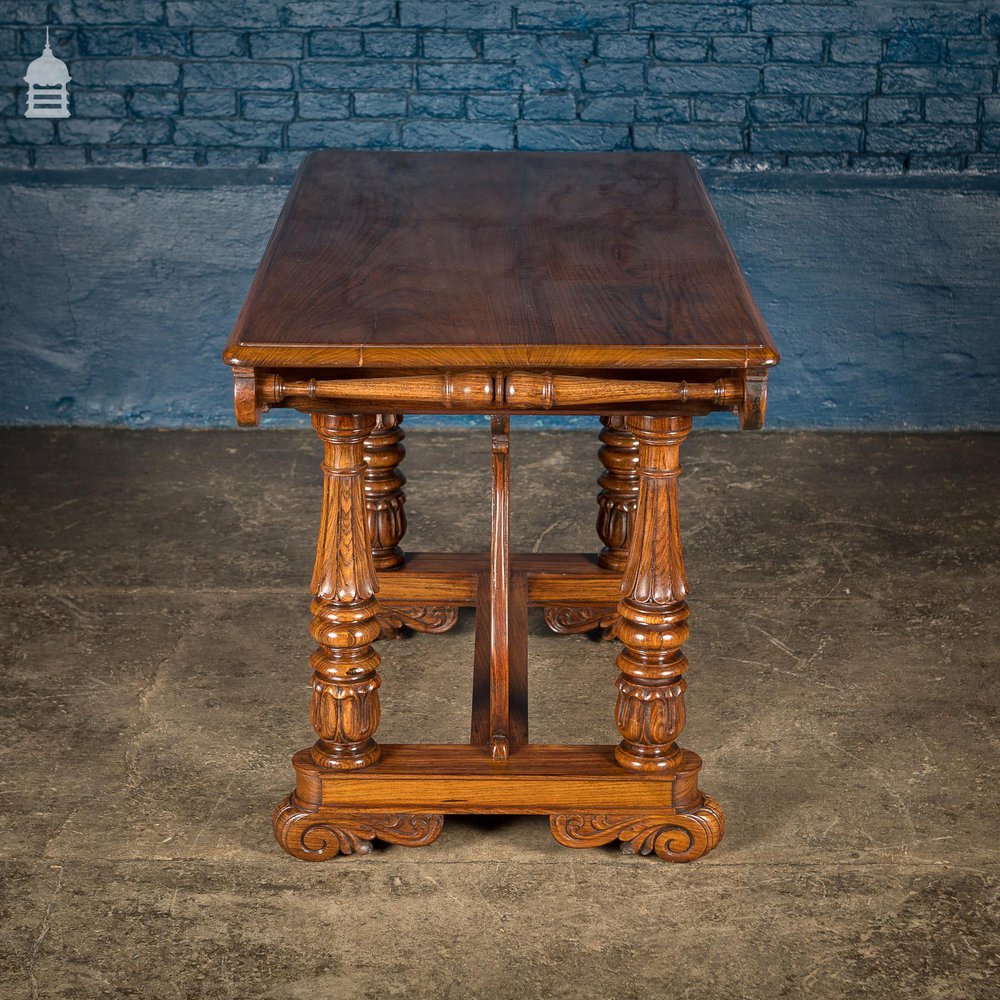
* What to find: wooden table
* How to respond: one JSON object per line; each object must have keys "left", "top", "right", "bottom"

{"left": 224, "top": 150, "right": 779, "bottom": 863}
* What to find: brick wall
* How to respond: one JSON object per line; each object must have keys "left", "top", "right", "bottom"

{"left": 1, "top": 1, "right": 998, "bottom": 172}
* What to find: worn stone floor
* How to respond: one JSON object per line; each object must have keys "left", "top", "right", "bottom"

{"left": 0, "top": 427, "right": 997, "bottom": 999}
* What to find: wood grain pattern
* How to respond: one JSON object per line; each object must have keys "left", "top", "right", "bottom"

{"left": 740, "top": 365, "right": 769, "bottom": 430}
{"left": 368, "top": 551, "right": 625, "bottom": 608}
{"left": 224, "top": 151, "right": 779, "bottom": 372}
{"left": 489, "top": 414, "right": 511, "bottom": 761}
{"left": 522, "top": 553, "right": 625, "bottom": 604}
{"left": 373, "top": 552, "right": 480, "bottom": 605}
{"left": 258, "top": 371, "right": 743, "bottom": 409}
{"left": 289, "top": 744, "right": 704, "bottom": 814}
{"left": 239, "top": 370, "right": 750, "bottom": 422}
{"left": 472, "top": 571, "right": 529, "bottom": 749}
{"left": 232, "top": 344, "right": 775, "bottom": 372}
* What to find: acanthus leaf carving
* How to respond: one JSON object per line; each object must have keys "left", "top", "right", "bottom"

{"left": 614, "top": 676, "right": 686, "bottom": 749}
{"left": 377, "top": 604, "right": 460, "bottom": 639}
{"left": 543, "top": 605, "right": 620, "bottom": 641}
{"left": 310, "top": 674, "right": 382, "bottom": 745}
{"left": 311, "top": 416, "right": 379, "bottom": 604}
{"left": 621, "top": 465, "right": 688, "bottom": 608}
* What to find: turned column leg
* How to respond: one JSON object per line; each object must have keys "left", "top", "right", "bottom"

{"left": 542, "top": 415, "right": 638, "bottom": 639}
{"left": 273, "top": 413, "right": 447, "bottom": 859}
{"left": 364, "top": 413, "right": 406, "bottom": 571}
{"left": 614, "top": 415, "right": 691, "bottom": 773}
{"left": 308, "top": 413, "right": 383, "bottom": 771}
{"left": 549, "top": 414, "right": 724, "bottom": 863}
{"left": 597, "top": 415, "right": 640, "bottom": 572}
{"left": 368, "top": 413, "right": 461, "bottom": 639}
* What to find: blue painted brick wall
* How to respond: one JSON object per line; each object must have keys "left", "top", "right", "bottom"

{"left": 1, "top": 1, "right": 998, "bottom": 172}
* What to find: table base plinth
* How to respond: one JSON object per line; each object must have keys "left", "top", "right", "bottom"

{"left": 272, "top": 744, "right": 722, "bottom": 863}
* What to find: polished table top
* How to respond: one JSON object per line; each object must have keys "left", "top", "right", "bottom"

{"left": 224, "top": 150, "right": 778, "bottom": 372}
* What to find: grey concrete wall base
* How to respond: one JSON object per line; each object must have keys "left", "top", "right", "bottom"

{"left": 1, "top": 169, "right": 998, "bottom": 429}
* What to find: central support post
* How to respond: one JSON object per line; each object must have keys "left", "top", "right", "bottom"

{"left": 470, "top": 418, "right": 528, "bottom": 754}
{"left": 489, "top": 414, "right": 511, "bottom": 760}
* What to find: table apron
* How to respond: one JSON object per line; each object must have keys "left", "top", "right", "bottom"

{"left": 230, "top": 366, "right": 769, "bottom": 430}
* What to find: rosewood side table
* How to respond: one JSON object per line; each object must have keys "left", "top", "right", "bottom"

{"left": 223, "top": 151, "right": 779, "bottom": 864}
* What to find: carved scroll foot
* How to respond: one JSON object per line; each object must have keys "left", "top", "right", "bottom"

{"left": 377, "top": 605, "right": 460, "bottom": 639}
{"left": 542, "top": 605, "right": 620, "bottom": 641}
{"left": 549, "top": 796, "right": 724, "bottom": 863}
{"left": 273, "top": 797, "right": 444, "bottom": 861}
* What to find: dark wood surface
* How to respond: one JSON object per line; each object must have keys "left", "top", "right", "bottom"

{"left": 224, "top": 150, "right": 778, "bottom": 371}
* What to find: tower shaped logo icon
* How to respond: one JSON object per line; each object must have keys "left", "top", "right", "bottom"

{"left": 24, "top": 28, "right": 71, "bottom": 119}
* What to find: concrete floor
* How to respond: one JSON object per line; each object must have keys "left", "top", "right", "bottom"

{"left": 0, "top": 427, "right": 997, "bottom": 999}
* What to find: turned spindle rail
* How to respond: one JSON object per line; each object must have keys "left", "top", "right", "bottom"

{"left": 224, "top": 150, "right": 779, "bottom": 863}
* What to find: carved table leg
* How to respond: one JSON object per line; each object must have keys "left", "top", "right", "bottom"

{"left": 614, "top": 416, "right": 690, "bottom": 774}
{"left": 307, "top": 413, "right": 382, "bottom": 772}
{"left": 543, "top": 416, "right": 637, "bottom": 640}
{"left": 274, "top": 412, "right": 444, "bottom": 859}
{"left": 365, "top": 413, "right": 407, "bottom": 572}
{"left": 597, "top": 415, "right": 640, "bottom": 573}
{"left": 367, "top": 413, "right": 461, "bottom": 639}
{"left": 549, "top": 416, "right": 724, "bottom": 863}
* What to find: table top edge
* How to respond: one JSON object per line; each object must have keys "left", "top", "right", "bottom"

{"left": 222, "top": 341, "right": 781, "bottom": 370}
